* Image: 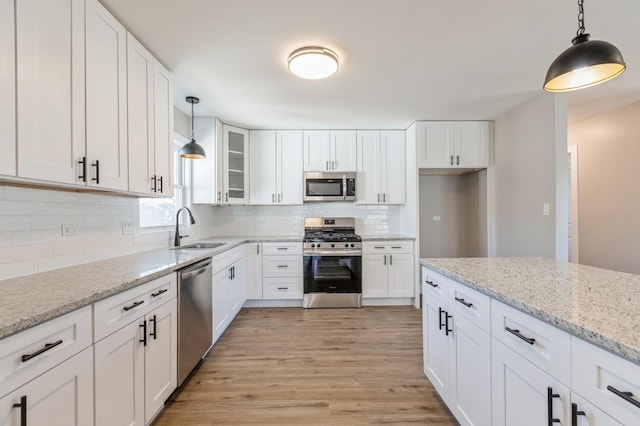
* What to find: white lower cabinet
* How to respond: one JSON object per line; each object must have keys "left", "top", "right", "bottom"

{"left": 421, "top": 269, "right": 491, "bottom": 426}
{"left": 0, "top": 346, "right": 94, "bottom": 426}
{"left": 212, "top": 247, "right": 247, "bottom": 343}
{"left": 262, "top": 243, "right": 303, "bottom": 300}
{"left": 94, "top": 274, "right": 177, "bottom": 426}
{"left": 246, "top": 243, "right": 263, "bottom": 299}
{"left": 363, "top": 241, "right": 414, "bottom": 299}
{"left": 492, "top": 338, "right": 570, "bottom": 426}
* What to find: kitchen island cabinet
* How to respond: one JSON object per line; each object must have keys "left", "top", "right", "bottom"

{"left": 420, "top": 258, "right": 640, "bottom": 426}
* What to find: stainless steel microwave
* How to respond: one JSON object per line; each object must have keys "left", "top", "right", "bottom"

{"left": 304, "top": 172, "right": 356, "bottom": 202}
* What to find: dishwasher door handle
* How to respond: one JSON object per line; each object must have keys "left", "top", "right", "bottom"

{"left": 180, "top": 260, "right": 212, "bottom": 280}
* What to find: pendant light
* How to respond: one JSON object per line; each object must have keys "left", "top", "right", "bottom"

{"left": 544, "top": 0, "right": 625, "bottom": 92}
{"left": 180, "top": 96, "right": 206, "bottom": 159}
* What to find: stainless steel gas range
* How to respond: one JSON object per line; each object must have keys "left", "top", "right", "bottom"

{"left": 303, "top": 217, "right": 362, "bottom": 308}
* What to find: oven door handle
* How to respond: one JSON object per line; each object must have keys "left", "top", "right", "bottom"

{"left": 304, "top": 250, "right": 362, "bottom": 257}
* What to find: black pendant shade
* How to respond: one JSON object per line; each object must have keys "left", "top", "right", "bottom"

{"left": 543, "top": 0, "right": 625, "bottom": 93}
{"left": 180, "top": 96, "right": 206, "bottom": 159}
{"left": 544, "top": 34, "right": 626, "bottom": 92}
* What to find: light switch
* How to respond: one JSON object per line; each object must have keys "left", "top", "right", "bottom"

{"left": 433, "top": 216, "right": 441, "bottom": 222}
{"left": 543, "top": 203, "right": 550, "bottom": 216}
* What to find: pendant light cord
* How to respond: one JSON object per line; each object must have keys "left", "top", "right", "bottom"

{"left": 190, "top": 101, "right": 195, "bottom": 142}
{"left": 576, "top": 0, "right": 585, "bottom": 37}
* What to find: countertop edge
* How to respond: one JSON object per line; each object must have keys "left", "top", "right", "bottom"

{"left": 419, "top": 259, "right": 640, "bottom": 365}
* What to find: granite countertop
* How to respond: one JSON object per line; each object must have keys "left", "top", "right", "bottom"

{"left": 420, "top": 257, "right": 640, "bottom": 364}
{"left": 0, "top": 236, "right": 303, "bottom": 340}
{"left": 360, "top": 235, "right": 415, "bottom": 241}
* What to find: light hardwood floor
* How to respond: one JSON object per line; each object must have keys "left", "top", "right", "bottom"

{"left": 153, "top": 306, "right": 458, "bottom": 425}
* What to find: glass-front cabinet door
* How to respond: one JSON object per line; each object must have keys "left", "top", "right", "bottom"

{"left": 222, "top": 124, "right": 249, "bottom": 204}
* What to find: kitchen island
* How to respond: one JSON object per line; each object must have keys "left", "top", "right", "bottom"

{"left": 420, "top": 257, "right": 640, "bottom": 426}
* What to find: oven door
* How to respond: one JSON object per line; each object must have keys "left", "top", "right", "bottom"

{"left": 303, "top": 254, "right": 362, "bottom": 293}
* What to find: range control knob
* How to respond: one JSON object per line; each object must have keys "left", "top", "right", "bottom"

{"left": 331, "top": 244, "right": 335, "bottom": 248}
{"left": 311, "top": 244, "right": 315, "bottom": 248}
{"left": 344, "top": 243, "right": 349, "bottom": 248}
{"left": 351, "top": 243, "right": 355, "bottom": 247}
{"left": 317, "top": 244, "right": 321, "bottom": 248}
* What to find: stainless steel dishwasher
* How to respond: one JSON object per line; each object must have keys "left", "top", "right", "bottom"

{"left": 177, "top": 258, "right": 213, "bottom": 386}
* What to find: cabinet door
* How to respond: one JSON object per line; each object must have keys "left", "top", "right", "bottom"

{"left": 331, "top": 130, "right": 357, "bottom": 171}
{"left": 0, "top": 0, "right": 15, "bottom": 176}
{"left": 0, "top": 347, "right": 93, "bottom": 426}
{"left": 192, "top": 118, "right": 224, "bottom": 204}
{"left": 492, "top": 339, "right": 570, "bottom": 426}
{"left": 249, "top": 130, "right": 277, "bottom": 204}
{"left": 570, "top": 392, "right": 622, "bottom": 426}
{"left": 455, "top": 122, "right": 488, "bottom": 168}
{"left": 356, "top": 131, "right": 381, "bottom": 204}
{"left": 246, "top": 243, "right": 263, "bottom": 299}
{"left": 126, "top": 34, "right": 155, "bottom": 194}
{"left": 222, "top": 124, "right": 249, "bottom": 204}
{"left": 381, "top": 130, "right": 406, "bottom": 204}
{"left": 418, "top": 122, "right": 455, "bottom": 168}
{"left": 94, "top": 319, "right": 145, "bottom": 426}
{"left": 228, "top": 257, "right": 247, "bottom": 319}
{"left": 450, "top": 315, "right": 491, "bottom": 426}
{"left": 85, "top": 0, "right": 128, "bottom": 190}
{"left": 277, "top": 130, "right": 303, "bottom": 205}
{"left": 362, "top": 254, "right": 387, "bottom": 297}
{"left": 145, "top": 300, "right": 177, "bottom": 424}
{"left": 16, "top": 0, "right": 85, "bottom": 184}
{"left": 303, "top": 130, "right": 330, "bottom": 171}
{"left": 422, "top": 297, "right": 450, "bottom": 398}
{"left": 153, "top": 60, "right": 174, "bottom": 196}
{"left": 212, "top": 268, "right": 231, "bottom": 342}
{"left": 387, "top": 253, "right": 413, "bottom": 297}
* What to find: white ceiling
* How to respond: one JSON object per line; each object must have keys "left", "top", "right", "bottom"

{"left": 101, "top": 0, "right": 640, "bottom": 129}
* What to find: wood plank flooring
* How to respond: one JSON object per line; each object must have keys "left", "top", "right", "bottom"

{"left": 153, "top": 306, "right": 458, "bottom": 426}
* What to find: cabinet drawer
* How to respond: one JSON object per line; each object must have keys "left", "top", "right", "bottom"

{"left": 449, "top": 280, "right": 491, "bottom": 333}
{"left": 0, "top": 306, "right": 92, "bottom": 397}
{"left": 572, "top": 337, "right": 640, "bottom": 425}
{"left": 363, "top": 241, "right": 413, "bottom": 254}
{"left": 491, "top": 300, "right": 570, "bottom": 386}
{"left": 262, "top": 242, "right": 302, "bottom": 256}
{"left": 421, "top": 266, "right": 448, "bottom": 303}
{"left": 571, "top": 391, "right": 622, "bottom": 426}
{"left": 213, "top": 246, "right": 243, "bottom": 274}
{"left": 263, "top": 255, "right": 302, "bottom": 277}
{"left": 94, "top": 273, "right": 176, "bottom": 342}
{"left": 263, "top": 278, "right": 302, "bottom": 299}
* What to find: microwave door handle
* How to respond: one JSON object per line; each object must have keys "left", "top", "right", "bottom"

{"left": 343, "top": 175, "right": 347, "bottom": 200}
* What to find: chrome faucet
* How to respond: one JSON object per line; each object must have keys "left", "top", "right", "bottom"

{"left": 174, "top": 207, "right": 196, "bottom": 247}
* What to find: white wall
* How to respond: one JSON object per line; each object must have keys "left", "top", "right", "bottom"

{"left": 568, "top": 101, "right": 640, "bottom": 274}
{"left": 493, "top": 94, "right": 568, "bottom": 259}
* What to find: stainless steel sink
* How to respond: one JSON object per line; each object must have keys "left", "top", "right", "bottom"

{"left": 172, "top": 242, "right": 226, "bottom": 250}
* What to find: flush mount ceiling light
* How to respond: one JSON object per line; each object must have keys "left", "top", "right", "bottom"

{"left": 543, "top": 0, "right": 625, "bottom": 92}
{"left": 180, "top": 96, "right": 206, "bottom": 159}
{"left": 288, "top": 46, "right": 339, "bottom": 79}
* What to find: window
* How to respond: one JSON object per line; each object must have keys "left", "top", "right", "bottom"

{"left": 139, "top": 135, "right": 191, "bottom": 228}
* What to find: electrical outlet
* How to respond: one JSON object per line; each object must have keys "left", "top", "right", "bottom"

{"left": 62, "top": 224, "right": 79, "bottom": 236}
{"left": 433, "top": 216, "right": 441, "bottom": 222}
{"left": 122, "top": 220, "right": 133, "bottom": 235}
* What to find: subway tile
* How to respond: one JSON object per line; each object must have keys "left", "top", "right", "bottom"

{"left": 0, "top": 232, "right": 12, "bottom": 247}
{"left": 0, "top": 200, "right": 47, "bottom": 216}
{"left": 0, "top": 216, "right": 30, "bottom": 232}
{"left": 12, "top": 229, "right": 62, "bottom": 246}
{"left": 0, "top": 244, "right": 53, "bottom": 265}
{"left": 3, "top": 186, "right": 82, "bottom": 203}
{"left": 0, "top": 259, "right": 39, "bottom": 281}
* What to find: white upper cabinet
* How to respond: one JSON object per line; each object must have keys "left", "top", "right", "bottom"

{"left": 356, "top": 130, "right": 406, "bottom": 204}
{"left": 153, "top": 60, "right": 174, "bottom": 196}
{"left": 16, "top": 0, "right": 85, "bottom": 185}
{"left": 192, "top": 118, "right": 224, "bottom": 204}
{"left": 250, "top": 130, "right": 303, "bottom": 205}
{"left": 418, "top": 121, "right": 489, "bottom": 169}
{"left": 303, "top": 130, "right": 357, "bottom": 172}
{"left": 127, "top": 34, "right": 173, "bottom": 196}
{"left": 0, "top": 0, "right": 15, "bottom": 176}
{"left": 85, "top": 0, "right": 128, "bottom": 191}
{"left": 223, "top": 124, "right": 249, "bottom": 204}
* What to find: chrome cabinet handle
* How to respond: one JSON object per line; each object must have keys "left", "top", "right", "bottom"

{"left": 326, "top": 161, "right": 329, "bottom": 170}
{"left": 217, "top": 191, "right": 221, "bottom": 202}
{"left": 450, "top": 155, "right": 454, "bottom": 165}
{"left": 383, "top": 193, "right": 386, "bottom": 203}
{"left": 377, "top": 193, "right": 381, "bottom": 203}
{"left": 272, "top": 193, "right": 275, "bottom": 203}
{"left": 456, "top": 155, "right": 460, "bottom": 165}
{"left": 278, "top": 193, "right": 282, "bottom": 203}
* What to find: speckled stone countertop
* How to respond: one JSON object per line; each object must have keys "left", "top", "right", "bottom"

{"left": 420, "top": 257, "right": 640, "bottom": 364}
{"left": 360, "top": 235, "right": 415, "bottom": 241}
{"left": 0, "top": 236, "right": 303, "bottom": 340}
